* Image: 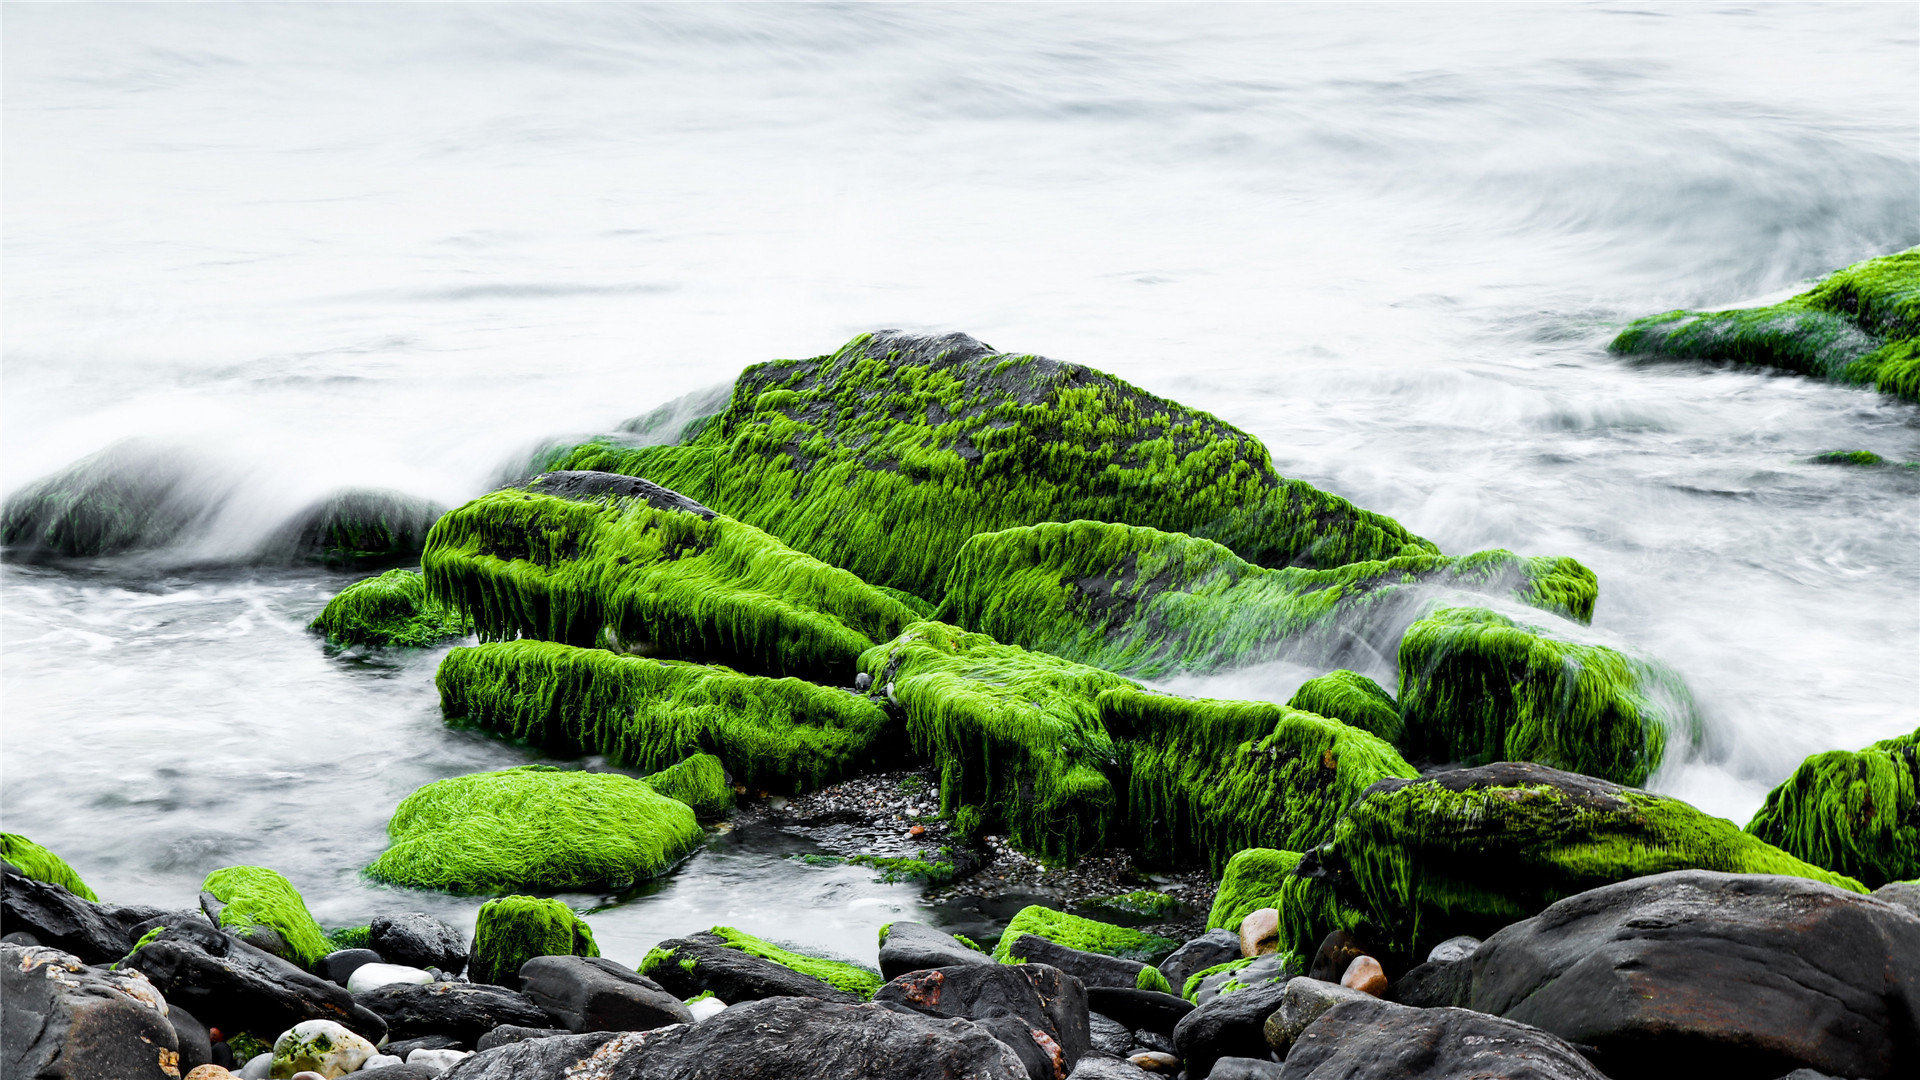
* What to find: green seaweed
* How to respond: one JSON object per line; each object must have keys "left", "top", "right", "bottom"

{"left": 1610, "top": 247, "right": 1920, "bottom": 401}
{"left": 703, "top": 925, "right": 884, "bottom": 999}
{"left": 1082, "top": 890, "right": 1182, "bottom": 921}
{"left": 469, "top": 895, "right": 599, "bottom": 987}
{"left": 0, "top": 438, "right": 205, "bottom": 558}
{"left": 309, "top": 568, "right": 472, "bottom": 649}
{"left": 267, "top": 487, "right": 445, "bottom": 567}
{"left": 112, "top": 926, "right": 167, "bottom": 970}
{"left": 1807, "top": 450, "right": 1887, "bottom": 466}
{"left": 1287, "top": 670, "right": 1402, "bottom": 744}
{"left": 1746, "top": 726, "right": 1919, "bottom": 888}
{"left": 201, "top": 866, "right": 333, "bottom": 969}
{"left": 1397, "top": 607, "right": 1700, "bottom": 787}
{"left": 641, "top": 753, "right": 735, "bottom": 819}
{"left": 990, "top": 904, "right": 1178, "bottom": 965}
{"left": 366, "top": 764, "right": 702, "bottom": 893}
{"left": 324, "top": 925, "right": 371, "bottom": 951}
{"left": 0, "top": 833, "right": 98, "bottom": 901}
{"left": 226, "top": 1033, "right": 272, "bottom": 1062}
{"left": 1205, "top": 848, "right": 1304, "bottom": 933}
{"left": 437, "top": 640, "right": 894, "bottom": 793}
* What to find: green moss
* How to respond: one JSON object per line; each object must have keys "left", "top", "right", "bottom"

{"left": 0, "top": 439, "right": 203, "bottom": 558}
{"left": 1181, "top": 957, "right": 1254, "bottom": 1002}
{"left": 849, "top": 855, "right": 957, "bottom": 884}
{"left": 309, "top": 568, "right": 472, "bottom": 649}
{"left": 324, "top": 925, "right": 371, "bottom": 951}
{"left": 1610, "top": 247, "right": 1920, "bottom": 401}
{"left": 942, "top": 521, "right": 1596, "bottom": 678}
{"left": 1287, "top": 670, "right": 1402, "bottom": 744}
{"left": 366, "top": 764, "right": 703, "bottom": 893}
{"left": 536, "top": 331, "right": 1438, "bottom": 601}
{"left": 990, "top": 905, "right": 1178, "bottom": 965}
{"left": 469, "top": 895, "right": 599, "bottom": 987}
{"left": 1137, "top": 964, "right": 1174, "bottom": 993}
{"left": 1397, "top": 607, "right": 1700, "bottom": 787}
{"left": 953, "top": 933, "right": 982, "bottom": 952}
{"left": 1746, "top": 726, "right": 1919, "bottom": 888}
{"left": 268, "top": 487, "right": 445, "bottom": 567}
{"left": 200, "top": 866, "right": 332, "bottom": 969}
{"left": 438, "top": 640, "right": 894, "bottom": 794}
{"left": 684, "top": 990, "right": 715, "bottom": 1005}
{"left": 422, "top": 475, "right": 916, "bottom": 683}
{"left": 226, "top": 1033, "right": 272, "bottom": 1062}
{"left": 0, "top": 833, "right": 98, "bottom": 901}
{"left": 1808, "top": 450, "right": 1887, "bottom": 466}
{"left": 1205, "top": 848, "right": 1304, "bottom": 933}
{"left": 112, "top": 926, "right": 166, "bottom": 969}
{"left": 1102, "top": 689, "right": 1418, "bottom": 873}
{"left": 641, "top": 753, "right": 735, "bottom": 819}
{"left": 704, "top": 926, "right": 885, "bottom": 999}
{"left": 859, "top": 621, "right": 1133, "bottom": 864}
{"left": 1082, "top": 890, "right": 1182, "bottom": 921}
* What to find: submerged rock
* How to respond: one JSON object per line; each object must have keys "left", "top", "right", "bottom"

{"left": 0, "top": 833, "right": 99, "bottom": 901}
{"left": 1, "top": 943, "right": 180, "bottom": 1080}
{"left": 1746, "top": 725, "right": 1918, "bottom": 887}
{"left": 466, "top": 896, "right": 598, "bottom": 989}
{"left": 263, "top": 488, "right": 445, "bottom": 567}
{"left": 199, "top": 866, "right": 333, "bottom": 969}
{"left": 641, "top": 926, "right": 880, "bottom": 1002}
{"left": 309, "top": 569, "right": 471, "bottom": 650}
{"left": 0, "top": 438, "right": 221, "bottom": 559}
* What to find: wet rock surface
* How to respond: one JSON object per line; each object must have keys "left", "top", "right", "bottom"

{"left": 121, "top": 921, "right": 388, "bottom": 1043}
{"left": 875, "top": 962, "right": 1092, "bottom": 1080}
{"left": 355, "top": 980, "right": 554, "bottom": 1044}
{"left": 641, "top": 931, "right": 859, "bottom": 1004}
{"left": 1, "top": 943, "right": 181, "bottom": 1080}
{"left": 517, "top": 954, "right": 692, "bottom": 1033}
{"left": 878, "top": 920, "right": 995, "bottom": 979}
{"left": 1282, "top": 997, "right": 1607, "bottom": 1079}
{"left": 369, "top": 913, "right": 468, "bottom": 975}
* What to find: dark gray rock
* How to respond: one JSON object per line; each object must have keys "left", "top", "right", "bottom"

{"left": 1212, "top": 1058, "right": 1285, "bottom": 1080}
{"left": 1307, "top": 931, "right": 1370, "bottom": 984}
{"left": 120, "top": 910, "right": 212, "bottom": 945}
{"left": 1, "top": 943, "right": 180, "bottom": 1080}
{"left": 2, "top": 931, "right": 41, "bottom": 947}
{"left": 1467, "top": 870, "right": 1920, "bottom": 1080}
{"left": 1069, "top": 1053, "right": 1151, "bottom": 1078}
{"left": 1171, "top": 978, "right": 1290, "bottom": 1080}
{"left": 1086, "top": 986, "right": 1192, "bottom": 1034}
{"left": 878, "top": 920, "right": 995, "bottom": 980}
{"left": 1005, "top": 932, "right": 1155, "bottom": 989}
{"left": 1280, "top": 998, "right": 1606, "bottom": 1079}
{"left": 1425, "top": 935, "right": 1480, "bottom": 965}
{"left": 642, "top": 931, "right": 859, "bottom": 1004}
{"left": 262, "top": 487, "right": 446, "bottom": 567}
{"left": 518, "top": 954, "right": 693, "bottom": 1033}
{"left": 1089, "top": 1012, "right": 1133, "bottom": 1056}
{"left": 1260, "top": 978, "right": 1372, "bottom": 1056}
{"left": 440, "top": 1032, "right": 620, "bottom": 1080}
{"left": 1873, "top": 881, "right": 1920, "bottom": 919}
{"left": 474, "top": 1024, "right": 570, "bottom": 1052}
{"left": 355, "top": 1066, "right": 445, "bottom": 1080}
{"left": 167, "top": 1002, "right": 212, "bottom": 1075}
{"left": 1192, "top": 953, "right": 1292, "bottom": 1006}
{"left": 356, "top": 980, "right": 554, "bottom": 1044}
{"left": 1160, "top": 929, "right": 1241, "bottom": 993}
{"left": 875, "top": 962, "right": 1091, "bottom": 1080}
{"left": 1387, "top": 957, "right": 1470, "bottom": 1009}
{"left": 1130, "top": 1029, "right": 1175, "bottom": 1055}
{"left": 0, "top": 868, "right": 132, "bottom": 964}
{"left": 317, "top": 947, "right": 385, "bottom": 988}
{"left": 119, "top": 921, "right": 387, "bottom": 1043}
{"left": 370, "top": 912, "right": 468, "bottom": 975}
{"left": 387, "top": 1033, "right": 466, "bottom": 1057}
{"left": 528, "top": 471, "right": 716, "bottom": 518}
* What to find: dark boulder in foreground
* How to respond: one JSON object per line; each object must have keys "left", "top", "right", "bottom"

{"left": 1, "top": 943, "right": 181, "bottom": 1080}
{"left": 1467, "top": 869, "right": 1920, "bottom": 1080}
{"left": 0, "top": 867, "right": 133, "bottom": 964}
{"left": 440, "top": 1031, "right": 621, "bottom": 1080}
{"left": 517, "top": 954, "right": 692, "bottom": 1033}
{"left": 354, "top": 980, "right": 554, "bottom": 1043}
{"left": 875, "top": 963, "right": 1092, "bottom": 1080}
{"left": 641, "top": 931, "right": 861, "bottom": 1004}
{"left": 1282, "top": 997, "right": 1606, "bottom": 1079}
{"left": 878, "top": 920, "right": 995, "bottom": 980}
{"left": 1171, "top": 977, "right": 1291, "bottom": 1079}
{"left": 118, "top": 920, "right": 388, "bottom": 1044}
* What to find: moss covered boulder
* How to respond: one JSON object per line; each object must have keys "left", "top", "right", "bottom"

{"left": 200, "top": 865, "right": 333, "bottom": 968}
{"left": 310, "top": 568, "right": 471, "bottom": 649}
{"left": 1205, "top": 848, "right": 1304, "bottom": 934}
{"left": 539, "top": 330, "right": 1437, "bottom": 601}
{"left": 0, "top": 833, "right": 97, "bottom": 901}
{"left": 1287, "top": 670, "right": 1402, "bottom": 743}
{"left": 1103, "top": 689, "right": 1417, "bottom": 872}
{"left": 1286, "top": 762, "right": 1866, "bottom": 965}
{"left": 264, "top": 487, "right": 445, "bottom": 566}
{"left": 366, "top": 764, "right": 702, "bottom": 893}
{"left": 422, "top": 471, "right": 916, "bottom": 682}
{"left": 438, "top": 640, "right": 894, "bottom": 793}
{"left": 943, "top": 520, "right": 1596, "bottom": 677}
{"left": 641, "top": 753, "right": 735, "bottom": 819}
{"left": 468, "top": 895, "right": 598, "bottom": 987}
{"left": 1397, "top": 607, "right": 1699, "bottom": 787}
{"left": 990, "top": 905, "right": 1178, "bottom": 965}
{"left": 0, "top": 438, "right": 215, "bottom": 558}
{"left": 1746, "top": 726, "right": 1919, "bottom": 888}
{"left": 1610, "top": 247, "right": 1920, "bottom": 401}
{"left": 692, "top": 926, "right": 883, "bottom": 999}
{"left": 858, "top": 621, "right": 1133, "bottom": 864}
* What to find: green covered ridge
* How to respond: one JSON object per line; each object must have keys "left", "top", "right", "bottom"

{"left": 537, "top": 330, "right": 1436, "bottom": 601}
{"left": 1105, "top": 689, "right": 1417, "bottom": 873}
{"left": 990, "top": 904, "right": 1179, "bottom": 965}
{"left": 310, "top": 568, "right": 472, "bottom": 649}
{"left": 641, "top": 753, "right": 735, "bottom": 819}
{"left": 1610, "top": 247, "right": 1920, "bottom": 402}
{"left": 470, "top": 895, "right": 599, "bottom": 987}
{"left": 1397, "top": 607, "right": 1699, "bottom": 787}
{"left": 0, "top": 833, "right": 98, "bottom": 901}
{"left": 438, "top": 640, "right": 893, "bottom": 793}
{"left": 943, "top": 520, "right": 1595, "bottom": 678}
{"left": 201, "top": 866, "right": 333, "bottom": 969}
{"left": 1746, "top": 726, "right": 1920, "bottom": 889}
{"left": 702, "top": 925, "right": 885, "bottom": 999}
{"left": 421, "top": 474, "right": 915, "bottom": 682}
{"left": 858, "top": 621, "right": 1132, "bottom": 864}
{"left": 1205, "top": 847, "right": 1303, "bottom": 933}
{"left": 366, "top": 764, "right": 702, "bottom": 893}
{"left": 1287, "top": 670, "right": 1402, "bottom": 744}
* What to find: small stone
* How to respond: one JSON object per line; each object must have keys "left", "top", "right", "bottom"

{"left": 854, "top": 672, "right": 873, "bottom": 692}
{"left": 184, "top": 1068, "right": 236, "bottom": 1080}
{"left": 272, "top": 1018, "right": 377, "bottom": 1078}
{"left": 291, "top": 1073, "right": 326, "bottom": 1080}
{"left": 687, "top": 995, "right": 728, "bottom": 1021}
{"left": 316, "top": 948, "right": 384, "bottom": 988}
{"left": 407, "top": 1047, "right": 472, "bottom": 1070}
{"left": 909, "top": 824, "right": 926, "bottom": 837}
{"left": 238, "top": 1052, "right": 271, "bottom": 1079}
{"left": 1308, "top": 930, "right": 1369, "bottom": 983}
{"left": 363, "top": 1054, "right": 404, "bottom": 1069}
{"left": 1129, "top": 1050, "right": 1180, "bottom": 1071}
{"left": 1340, "top": 955, "right": 1387, "bottom": 997}
{"left": 346, "top": 962, "right": 436, "bottom": 994}
{"left": 1262, "top": 976, "right": 1372, "bottom": 1053}
{"left": 1425, "top": 935, "right": 1480, "bottom": 965}
{"left": 1238, "top": 908, "right": 1279, "bottom": 957}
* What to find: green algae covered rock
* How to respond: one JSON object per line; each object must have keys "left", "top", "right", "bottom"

{"left": 641, "top": 753, "right": 735, "bottom": 819}
{"left": 1205, "top": 848, "right": 1304, "bottom": 933}
{"left": 422, "top": 471, "right": 916, "bottom": 682}
{"left": 438, "top": 640, "right": 894, "bottom": 793}
{"left": 310, "top": 568, "right": 472, "bottom": 649}
{"left": 943, "top": 520, "right": 1597, "bottom": 678}
{"left": 266, "top": 487, "right": 445, "bottom": 567}
{"left": 1287, "top": 670, "right": 1402, "bottom": 744}
{"left": 200, "top": 865, "right": 332, "bottom": 968}
{"left": 469, "top": 895, "right": 598, "bottom": 987}
{"left": 858, "top": 621, "right": 1134, "bottom": 864}
{"left": 1102, "top": 689, "right": 1418, "bottom": 873}
{"left": 701, "top": 926, "right": 884, "bottom": 999}
{"left": 1286, "top": 762, "right": 1866, "bottom": 965}
{"left": 1746, "top": 726, "right": 1920, "bottom": 888}
{"left": 1610, "top": 247, "right": 1920, "bottom": 401}
{"left": 1083, "top": 890, "right": 1182, "bottom": 921}
{"left": 0, "top": 438, "right": 216, "bottom": 558}
{"left": 366, "top": 764, "right": 702, "bottom": 893}
{"left": 990, "top": 904, "right": 1178, "bottom": 965}
{"left": 0, "top": 833, "right": 98, "bottom": 901}
{"left": 1397, "top": 607, "right": 1699, "bottom": 787}
{"left": 540, "top": 330, "right": 1438, "bottom": 601}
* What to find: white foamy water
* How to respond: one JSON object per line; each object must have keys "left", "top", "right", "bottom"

{"left": 3, "top": 4, "right": 1916, "bottom": 960}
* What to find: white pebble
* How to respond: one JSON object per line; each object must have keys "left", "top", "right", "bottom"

{"left": 686, "top": 995, "right": 728, "bottom": 1021}
{"left": 238, "top": 1053, "right": 272, "bottom": 1080}
{"left": 346, "top": 962, "right": 437, "bottom": 993}
{"left": 407, "top": 1047, "right": 473, "bottom": 1070}
{"left": 364, "top": 1053, "right": 405, "bottom": 1069}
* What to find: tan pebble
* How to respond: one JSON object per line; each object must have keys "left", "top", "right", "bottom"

{"left": 1129, "top": 1050, "right": 1180, "bottom": 1071}
{"left": 1239, "top": 907, "right": 1280, "bottom": 957}
{"left": 183, "top": 1068, "right": 235, "bottom": 1080}
{"left": 1341, "top": 954, "right": 1388, "bottom": 997}
{"left": 909, "top": 824, "right": 926, "bottom": 836}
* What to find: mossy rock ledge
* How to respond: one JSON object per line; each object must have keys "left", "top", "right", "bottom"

{"left": 0, "top": 833, "right": 98, "bottom": 901}
{"left": 200, "top": 865, "right": 333, "bottom": 969}
{"left": 0, "top": 438, "right": 215, "bottom": 559}
{"left": 1287, "top": 670, "right": 1402, "bottom": 744}
{"left": 469, "top": 895, "right": 599, "bottom": 988}
{"left": 263, "top": 487, "right": 445, "bottom": 566}
{"left": 1746, "top": 726, "right": 1919, "bottom": 888}
{"left": 1205, "top": 847, "right": 1304, "bottom": 933}
{"left": 990, "top": 904, "right": 1179, "bottom": 965}
{"left": 310, "top": 568, "right": 471, "bottom": 649}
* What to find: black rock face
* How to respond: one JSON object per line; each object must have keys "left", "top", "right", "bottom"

{"left": 1282, "top": 998, "right": 1606, "bottom": 1080}
{"left": 119, "top": 921, "right": 388, "bottom": 1043}
{"left": 167, "top": 1002, "right": 213, "bottom": 1075}
{"left": 1159, "top": 929, "right": 1241, "bottom": 993}
{"left": 1, "top": 943, "right": 181, "bottom": 1080}
{"left": 1, "top": 868, "right": 133, "bottom": 964}
{"left": 518, "top": 954, "right": 693, "bottom": 1033}
{"left": 1087, "top": 1012, "right": 1133, "bottom": 1057}
{"left": 643, "top": 931, "right": 860, "bottom": 1004}
{"left": 874, "top": 962, "right": 1091, "bottom": 1080}
{"left": 1003, "top": 932, "right": 1154, "bottom": 990}
{"left": 1388, "top": 957, "right": 1471, "bottom": 1009}
{"left": 370, "top": 912, "right": 469, "bottom": 975}
{"left": 317, "top": 947, "right": 384, "bottom": 988}
{"left": 877, "top": 921, "right": 995, "bottom": 980}
{"left": 354, "top": 980, "right": 555, "bottom": 1044}
{"left": 442, "top": 1032, "right": 622, "bottom": 1080}
{"left": 1085, "top": 986, "right": 1193, "bottom": 1034}
{"left": 1211, "top": 1058, "right": 1286, "bottom": 1080}
{"left": 473, "top": 1024, "right": 570, "bottom": 1052}
{"left": 1171, "top": 979, "right": 1291, "bottom": 1080}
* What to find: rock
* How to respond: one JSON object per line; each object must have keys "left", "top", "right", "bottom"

{"left": 185, "top": 1067, "right": 237, "bottom": 1080}
{"left": 517, "top": 954, "right": 693, "bottom": 1033}
{"left": 1387, "top": 957, "right": 1471, "bottom": 1009}
{"left": 0, "top": 867, "right": 133, "bottom": 964}
{"left": 198, "top": 866, "right": 333, "bottom": 969}
{"left": 290, "top": 1072, "right": 326, "bottom": 1080}
{"left": 119, "top": 922, "right": 388, "bottom": 1043}
{"left": 362, "top": 1054, "right": 404, "bottom": 1069}
{"left": 993, "top": 905, "right": 1178, "bottom": 964}
{"left": 1875, "top": 880, "right": 1920, "bottom": 918}
{"left": 1286, "top": 670, "right": 1403, "bottom": 744}
{"left": 263, "top": 487, "right": 444, "bottom": 567}
{"left": 1260, "top": 977, "right": 1372, "bottom": 1055}
{"left": 1, "top": 943, "right": 179, "bottom": 1079}
{"left": 467, "top": 896, "right": 599, "bottom": 989}
{"left": 878, "top": 921, "right": 995, "bottom": 980}
{"left": 473, "top": 1024, "right": 569, "bottom": 1052}
{"left": 315, "top": 949, "right": 383, "bottom": 988}
{"left": 1425, "top": 935, "right": 1479, "bottom": 964}
{"left": 1068, "top": 1053, "right": 1151, "bottom": 1078}
{"left": 1089, "top": 1012, "right": 1133, "bottom": 1056}
{"left": 238, "top": 1051, "right": 271, "bottom": 1079}
{"left": 369, "top": 913, "right": 468, "bottom": 975}
{"left": 640, "top": 931, "right": 861, "bottom": 1004}
{"left": 1307, "top": 931, "right": 1370, "bottom": 983}
{"left": 1171, "top": 977, "right": 1290, "bottom": 1079}
{"left": 169, "top": 1002, "right": 214, "bottom": 1075}
{"left": 1465, "top": 869, "right": 1920, "bottom": 1080}
{"left": 1084, "top": 987, "right": 1193, "bottom": 1034}
{"left": 271, "top": 1019, "right": 377, "bottom": 1078}
{"left": 1746, "top": 726, "right": 1919, "bottom": 888}
{"left": 875, "top": 963, "right": 1091, "bottom": 1080}
{"left": 438, "top": 1032, "right": 621, "bottom": 1080}
{"left": 1131, "top": 1029, "right": 1175, "bottom": 1055}
{"left": 2, "top": 931, "right": 41, "bottom": 946}
{"left": 0, "top": 437, "right": 220, "bottom": 558}
{"left": 1129, "top": 1050, "right": 1179, "bottom": 1071}
{"left": 641, "top": 753, "right": 736, "bottom": 820}
{"left": 1158, "top": 929, "right": 1241, "bottom": 993}
{"left": 1004, "top": 933, "right": 1170, "bottom": 991}
{"left": 385, "top": 1034, "right": 465, "bottom": 1058}
{"left": 406, "top": 1047, "right": 472, "bottom": 1071}
{"left": 1211, "top": 1058, "right": 1285, "bottom": 1080}
{"left": 354, "top": 981, "right": 554, "bottom": 1044}
{"left": 1284, "top": 997, "right": 1607, "bottom": 1079}
{"left": 0, "top": 833, "right": 99, "bottom": 900}
{"left": 1190, "top": 953, "right": 1293, "bottom": 1006}
{"left": 356, "top": 1066, "right": 441, "bottom": 1080}
{"left": 1239, "top": 909, "right": 1279, "bottom": 958}
{"left": 686, "top": 995, "right": 726, "bottom": 1020}
{"left": 309, "top": 569, "right": 471, "bottom": 650}
{"left": 347, "top": 963, "right": 436, "bottom": 994}
{"left": 1339, "top": 955, "right": 1386, "bottom": 997}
